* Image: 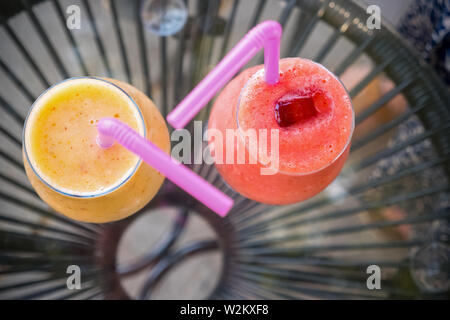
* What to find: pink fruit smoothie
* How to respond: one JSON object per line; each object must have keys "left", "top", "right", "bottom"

{"left": 208, "top": 58, "right": 354, "bottom": 204}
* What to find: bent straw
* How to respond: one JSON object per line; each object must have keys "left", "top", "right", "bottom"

{"left": 167, "top": 20, "right": 282, "bottom": 129}
{"left": 97, "top": 118, "right": 233, "bottom": 217}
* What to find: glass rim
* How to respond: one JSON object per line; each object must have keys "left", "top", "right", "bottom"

{"left": 23, "top": 76, "right": 146, "bottom": 198}
{"left": 235, "top": 58, "right": 355, "bottom": 177}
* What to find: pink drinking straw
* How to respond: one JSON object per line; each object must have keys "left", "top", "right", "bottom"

{"left": 96, "top": 118, "right": 233, "bottom": 217}
{"left": 167, "top": 20, "right": 282, "bottom": 129}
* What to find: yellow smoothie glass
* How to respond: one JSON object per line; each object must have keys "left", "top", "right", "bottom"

{"left": 23, "top": 77, "right": 170, "bottom": 223}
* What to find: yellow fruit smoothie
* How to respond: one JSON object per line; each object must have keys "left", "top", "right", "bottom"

{"left": 23, "top": 77, "right": 170, "bottom": 223}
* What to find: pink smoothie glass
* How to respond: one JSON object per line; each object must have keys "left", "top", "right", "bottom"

{"left": 208, "top": 58, "right": 354, "bottom": 204}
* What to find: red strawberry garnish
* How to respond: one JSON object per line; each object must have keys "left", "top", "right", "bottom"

{"left": 274, "top": 96, "right": 318, "bottom": 127}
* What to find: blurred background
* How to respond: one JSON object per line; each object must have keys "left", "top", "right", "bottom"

{"left": 0, "top": 0, "right": 448, "bottom": 299}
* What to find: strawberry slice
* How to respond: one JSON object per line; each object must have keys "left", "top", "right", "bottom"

{"left": 274, "top": 96, "right": 317, "bottom": 127}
